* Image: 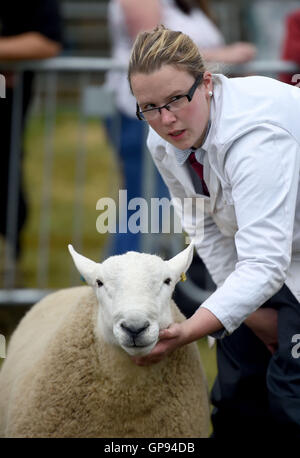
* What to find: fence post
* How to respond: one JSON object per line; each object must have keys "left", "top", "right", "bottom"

{"left": 0, "top": 73, "right": 5, "bottom": 98}
{"left": 37, "top": 72, "right": 57, "bottom": 288}
{"left": 0, "top": 334, "right": 6, "bottom": 359}
{"left": 4, "top": 71, "right": 23, "bottom": 288}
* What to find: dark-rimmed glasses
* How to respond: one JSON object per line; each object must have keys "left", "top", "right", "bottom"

{"left": 136, "top": 73, "right": 203, "bottom": 121}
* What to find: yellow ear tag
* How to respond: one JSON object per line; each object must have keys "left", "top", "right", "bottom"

{"left": 180, "top": 272, "right": 187, "bottom": 282}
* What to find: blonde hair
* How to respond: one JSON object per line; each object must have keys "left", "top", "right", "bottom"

{"left": 128, "top": 25, "right": 207, "bottom": 91}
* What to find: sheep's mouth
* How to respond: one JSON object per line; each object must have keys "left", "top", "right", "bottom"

{"left": 133, "top": 343, "right": 152, "bottom": 348}
{"left": 123, "top": 340, "right": 157, "bottom": 355}
{"left": 128, "top": 340, "right": 156, "bottom": 349}
{"left": 124, "top": 335, "right": 157, "bottom": 349}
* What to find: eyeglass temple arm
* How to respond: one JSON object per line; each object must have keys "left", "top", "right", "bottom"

{"left": 136, "top": 102, "right": 143, "bottom": 120}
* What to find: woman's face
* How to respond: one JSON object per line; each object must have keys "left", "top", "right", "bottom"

{"left": 131, "top": 65, "right": 213, "bottom": 150}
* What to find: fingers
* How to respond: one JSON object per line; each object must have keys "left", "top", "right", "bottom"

{"left": 132, "top": 350, "right": 164, "bottom": 366}
{"left": 132, "top": 357, "right": 148, "bottom": 366}
{"left": 159, "top": 323, "right": 180, "bottom": 340}
{"left": 132, "top": 356, "right": 161, "bottom": 366}
{"left": 159, "top": 329, "right": 170, "bottom": 339}
{"left": 131, "top": 339, "right": 172, "bottom": 366}
{"left": 131, "top": 324, "right": 182, "bottom": 366}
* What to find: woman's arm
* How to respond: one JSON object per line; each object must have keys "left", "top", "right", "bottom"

{"left": 202, "top": 42, "right": 256, "bottom": 64}
{"left": 245, "top": 308, "right": 278, "bottom": 354}
{"left": 0, "top": 32, "right": 61, "bottom": 60}
{"left": 132, "top": 303, "right": 278, "bottom": 366}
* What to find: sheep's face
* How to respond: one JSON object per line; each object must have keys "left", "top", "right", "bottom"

{"left": 68, "top": 244, "right": 194, "bottom": 356}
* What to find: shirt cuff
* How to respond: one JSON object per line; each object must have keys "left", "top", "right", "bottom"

{"left": 208, "top": 328, "right": 230, "bottom": 339}
{"left": 200, "top": 302, "right": 234, "bottom": 337}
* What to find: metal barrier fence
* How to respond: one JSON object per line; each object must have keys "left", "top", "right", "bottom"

{"left": 0, "top": 57, "right": 299, "bottom": 308}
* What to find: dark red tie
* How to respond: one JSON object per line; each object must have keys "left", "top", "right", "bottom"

{"left": 188, "top": 151, "right": 210, "bottom": 196}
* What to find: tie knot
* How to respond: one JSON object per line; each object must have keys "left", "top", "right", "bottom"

{"left": 188, "top": 151, "right": 197, "bottom": 164}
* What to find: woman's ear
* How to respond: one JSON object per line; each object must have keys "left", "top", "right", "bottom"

{"left": 203, "top": 71, "right": 213, "bottom": 96}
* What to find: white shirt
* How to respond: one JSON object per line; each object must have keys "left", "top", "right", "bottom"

{"left": 147, "top": 74, "right": 300, "bottom": 335}
{"left": 106, "top": 0, "right": 224, "bottom": 117}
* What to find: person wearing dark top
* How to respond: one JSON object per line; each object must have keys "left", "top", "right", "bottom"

{"left": 0, "top": 0, "right": 62, "bottom": 262}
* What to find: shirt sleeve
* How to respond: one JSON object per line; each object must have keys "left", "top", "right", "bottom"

{"left": 200, "top": 124, "right": 300, "bottom": 334}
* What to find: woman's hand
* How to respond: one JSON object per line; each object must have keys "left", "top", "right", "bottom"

{"left": 131, "top": 322, "right": 186, "bottom": 366}
{"left": 223, "top": 42, "right": 257, "bottom": 63}
{"left": 131, "top": 307, "right": 224, "bottom": 366}
{"left": 245, "top": 307, "right": 278, "bottom": 354}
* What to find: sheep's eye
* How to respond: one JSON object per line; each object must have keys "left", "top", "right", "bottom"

{"left": 164, "top": 278, "right": 171, "bottom": 285}
{"left": 96, "top": 279, "right": 103, "bottom": 287}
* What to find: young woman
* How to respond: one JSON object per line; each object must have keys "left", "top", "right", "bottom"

{"left": 128, "top": 25, "right": 300, "bottom": 436}
{"left": 105, "top": 0, "right": 255, "bottom": 255}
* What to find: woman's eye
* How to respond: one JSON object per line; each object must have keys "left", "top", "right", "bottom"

{"left": 164, "top": 278, "right": 171, "bottom": 285}
{"left": 96, "top": 279, "right": 103, "bottom": 287}
{"left": 169, "top": 96, "right": 183, "bottom": 105}
{"left": 143, "top": 103, "right": 156, "bottom": 110}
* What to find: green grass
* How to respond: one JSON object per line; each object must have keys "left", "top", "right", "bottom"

{"left": 198, "top": 338, "right": 217, "bottom": 435}
{"left": 198, "top": 338, "right": 217, "bottom": 392}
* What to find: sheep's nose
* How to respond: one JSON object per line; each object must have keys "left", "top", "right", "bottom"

{"left": 120, "top": 321, "right": 150, "bottom": 337}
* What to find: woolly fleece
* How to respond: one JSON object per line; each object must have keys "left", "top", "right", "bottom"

{"left": 0, "top": 286, "right": 209, "bottom": 437}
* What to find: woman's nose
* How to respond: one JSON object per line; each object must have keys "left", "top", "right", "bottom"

{"left": 160, "top": 107, "right": 176, "bottom": 124}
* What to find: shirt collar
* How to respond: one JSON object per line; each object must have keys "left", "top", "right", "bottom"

{"left": 173, "top": 119, "right": 211, "bottom": 166}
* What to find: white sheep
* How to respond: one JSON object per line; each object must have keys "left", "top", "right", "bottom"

{"left": 0, "top": 243, "right": 209, "bottom": 438}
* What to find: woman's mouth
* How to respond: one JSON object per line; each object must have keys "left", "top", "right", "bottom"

{"left": 169, "top": 129, "right": 186, "bottom": 140}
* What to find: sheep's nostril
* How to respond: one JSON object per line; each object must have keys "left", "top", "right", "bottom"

{"left": 120, "top": 321, "right": 150, "bottom": 337}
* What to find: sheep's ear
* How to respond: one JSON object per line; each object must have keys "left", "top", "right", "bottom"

{"left": 165, "top": 242, "right": 194, "bottom": 282}
{"left": 68, "top": 244, "right": 99, "bottom": 285}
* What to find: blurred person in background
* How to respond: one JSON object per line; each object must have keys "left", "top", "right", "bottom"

{"left": 0, "top": 0, "right": 62, "bottom": 267}
{"left": 106, "top": 0, "right": 256, "bottom": 256}
{"left": 280, "top": 9, "right": 300, "bottom": 86}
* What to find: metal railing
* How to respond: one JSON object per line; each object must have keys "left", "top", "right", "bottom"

{"left": 0, "top": 57, "right": 299, "bottom": 307}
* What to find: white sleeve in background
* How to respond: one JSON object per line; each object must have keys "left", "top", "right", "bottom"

{"left": 201, "top": 124, "right": 300, "bottom": 334}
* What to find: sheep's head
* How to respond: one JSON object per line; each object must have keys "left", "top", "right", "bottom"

{"left": 68, "top": 244, "right": 194, "bottom": 356}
